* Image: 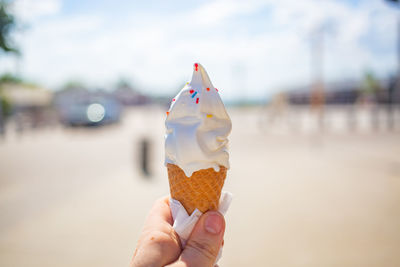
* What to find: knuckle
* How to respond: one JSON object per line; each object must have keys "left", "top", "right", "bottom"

{"left": 147, "top": 230, "right": 171, "bottom": 244}
{"left": 186, "top": 239, "right": 218, "bottom": 261}
{"left": 155, "top": 195, "right": 169, "bottom": 206}
{"left": 168, "top": 227, "right": 182, "bottom": 247}
{"left": 143, "top": 229, "right": 179, "bottom": 249}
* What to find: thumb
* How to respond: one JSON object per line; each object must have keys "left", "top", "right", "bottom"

{"left": 179, "top": 211, "right": 225, "bottom": 267}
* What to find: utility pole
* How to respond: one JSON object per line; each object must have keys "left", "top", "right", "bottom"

{"left": 310, "top": 26, "right": 325, "bottom": 132}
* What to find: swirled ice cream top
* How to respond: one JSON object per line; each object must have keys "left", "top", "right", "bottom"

{"left": 165, "top": 63, "right": 231, "bottom": 177}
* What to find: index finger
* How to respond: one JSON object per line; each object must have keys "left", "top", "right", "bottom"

{"left": 145, "top": 196, "right": 174, "bottom": 226}
{"left": 131, "top": 196, "right": 181, "bottom": 267}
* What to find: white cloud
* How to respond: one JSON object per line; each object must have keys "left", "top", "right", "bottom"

{"left": 191, "top": 0, "right": 265, "bottom": 26}
{"left": 13, "top": 0, "right": 62, "bottom": 21}
{"left": 2, "top": 0, "right": 398, "bottom": 100}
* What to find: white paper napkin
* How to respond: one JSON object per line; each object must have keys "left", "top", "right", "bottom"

{"left": 169, "top": 191, "right": 233, "bottom": 264}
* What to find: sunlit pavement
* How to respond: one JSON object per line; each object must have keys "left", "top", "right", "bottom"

{"left": 0, "top": 106, "right": 399, "bottom": 267}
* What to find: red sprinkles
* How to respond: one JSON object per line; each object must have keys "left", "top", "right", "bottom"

{"left": 194, "top": 63, "right": 199, "bottom": 71}
{"left": 190, "top": 89, "right": 194, "bottom": 94}
{"left": 196, "top": 98, "right": 199, "bottom": 104}
{"left": 206, "top": 88, "right": 210, "bottom": 91}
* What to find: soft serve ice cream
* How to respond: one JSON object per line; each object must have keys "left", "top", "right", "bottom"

{"left": 165, "top": 63, "right": 232, "bottom": 177}
{"left": 165, "top": 63, "right": 233, "bottom": 263}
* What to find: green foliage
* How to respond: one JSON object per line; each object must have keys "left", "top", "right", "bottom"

{"left": 0, "top": 94, "right": 11, "bottom": 116}
{"left": 0, "top": 0, "right": 19, "bottom": 54}
{"left": 115, "top": 77, "right": 132, "bottom": 89}
{"left": 362, "top": 71, "right": 380, "bottom": 94}
{"left": 0, "top": 72, "right": 22, "bottom": 84}
{"left": 60, "top": 80, "right": 87, "bottom": 91}
{"left": 0, "top": 72, "right": 18, "bottom": 117}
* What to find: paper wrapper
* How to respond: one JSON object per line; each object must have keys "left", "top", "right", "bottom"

{"left": 169, "top": 191, "right": 232, "bottom": 264}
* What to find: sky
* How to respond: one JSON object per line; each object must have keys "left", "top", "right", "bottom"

{"left": 1, "top": 0, "right": 398, "bottom": 100}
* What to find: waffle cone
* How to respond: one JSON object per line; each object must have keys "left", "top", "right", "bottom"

{"left": 167, "top": 163, "right": 227, "bottom": 214}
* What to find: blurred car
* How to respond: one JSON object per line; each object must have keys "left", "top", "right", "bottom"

{"left": 54, "top": 88, "right": 122, "bottom": 126}
{"left": 60, "top": 99, "right": 121, "bottom": 126}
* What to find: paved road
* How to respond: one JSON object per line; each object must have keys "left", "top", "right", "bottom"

{"left": 0, "top": 106, "right": 399, "bottom": 267}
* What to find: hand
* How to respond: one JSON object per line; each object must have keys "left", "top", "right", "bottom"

{"left": 130, "top": 196, "right": 225, "bottom": 267}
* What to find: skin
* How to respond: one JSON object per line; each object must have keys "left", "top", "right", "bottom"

{"left": 130, "top": 196, "right": 225, "bottom": 267}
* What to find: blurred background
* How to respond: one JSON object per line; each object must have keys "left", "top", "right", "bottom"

{"left": 0, "top": 0, "right": 399, "bottom": 266}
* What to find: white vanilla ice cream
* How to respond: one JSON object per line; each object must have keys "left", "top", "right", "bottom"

{"left": 165, "top": 63, "right": 232, "bottom": 177}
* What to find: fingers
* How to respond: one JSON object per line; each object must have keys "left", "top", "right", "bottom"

{"left": 130, "top": 196, "right": 181, "bottom": 267}
{"left": 169, "top": 211, "right": 225, "bottom": 267}
{"left": 132, "top": 198, "right": 226, "bottom": 267}
{"left": 145, "top": 196, "right": 174, "bottom": 226}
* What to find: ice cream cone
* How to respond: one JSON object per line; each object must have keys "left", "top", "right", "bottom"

{"left": 167, "top": 163, "right": 227, "bottom": 214}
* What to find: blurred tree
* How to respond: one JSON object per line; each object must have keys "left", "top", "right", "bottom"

{"left": 0, "top": 72, "right": 22, "bottom": 84}
{"left": 60, "top": 80, "right": 87, "bottom": 91}
{"left": 0, "top": 92, "right": 11, "bottom": 115}
{"left": 115, "top": 77, "right": 134, "bottom": 90}
{"left": 0, "top": 0, "right": 20, "bottom": 126}
{"left": 0, "top": 1, "right": 20, "bottom": 133}
{"left": 362, "top": 71, "right": 381, "bottom": 96}
{"left": 362, "top": 71, "right": 382, "bottom": 130}
{"left": 0, "top": 73, "right": 23, "bottom": 118}
{"left": 0, "top": 0, "right": 19, "bottom": 55}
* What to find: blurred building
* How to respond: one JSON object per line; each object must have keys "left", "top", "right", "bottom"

{"left": 112, "top": 86, "right": 150, "bottom": 106}
{"left": 287, "top": 78, "right": 400, "bottom": 105}
{"left": 0, "top": 83, "right": 55, "bottom": 129}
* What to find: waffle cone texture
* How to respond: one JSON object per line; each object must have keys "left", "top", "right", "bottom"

{"left": 167, "top": 163, "right": 227, "bottom": 214}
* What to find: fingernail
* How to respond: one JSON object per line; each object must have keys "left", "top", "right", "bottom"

{"left": 204, "top": 212, "right": 223, "bottom": 234}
